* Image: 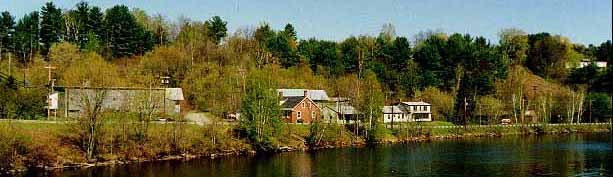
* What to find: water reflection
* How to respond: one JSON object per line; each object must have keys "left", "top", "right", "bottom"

{"left": 24, "top": 133, "right": 612, "bottom": 177}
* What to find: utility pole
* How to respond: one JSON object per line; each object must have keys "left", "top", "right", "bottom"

{"left": 464, "top": 97, "right": 468, "bottom": 130}
{"left": 45, "top": 65, "right": 56, "bottom": 120}
{"left": 8, "top": 53, "right": 11, "bottom": 76}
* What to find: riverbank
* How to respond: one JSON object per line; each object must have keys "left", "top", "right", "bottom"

{"left": 0, "top": 120, "right": 610, "bottom": 175}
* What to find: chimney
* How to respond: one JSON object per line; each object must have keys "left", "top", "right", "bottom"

{"left": 304, "top": 90, "right": 308, "bottom": 98}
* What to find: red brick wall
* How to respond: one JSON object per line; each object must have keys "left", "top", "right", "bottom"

{"left": 288, "top": 98, "right": 321, "bottom": 123}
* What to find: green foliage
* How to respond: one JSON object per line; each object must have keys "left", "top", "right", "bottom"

{"left": 206, "top": 16, "right": 227, "bottom": 45}
{"left": 239, "top": 68, "right": 283, "bottom": 150}
{"left": 595, "top": 40, "right": 612, "bottom": 62}
{"left": 40, "top": 2, "right": 64, "bottom": 56}
{"left": 298, "top": 38, "right": 341, "bottom": 75}
{"left": 182, "top": 63, "right": 241, "bottom": 115}
{"left": 254, "top": 23, "right": 299, "bottom": 68}
{"left": 526, "top": 33, "right": 574, "bottom": 79}
{"left": 104, "top": 5, "right": 153, "bottom": 58}
{"left": 585, "top": 92, "right": 612, "bottom": 122}
{"left": 416, "top": 87, "right": 455, "bottom": 121}
{"left": 499, "top": 28, "right": 528, "bottom": 64}
{"left": 567, "top": 63, "right": 601, "bottom": 85}
{"left": 0, "top": 82, "right": 45, "bottom": 119}
{"left": 13, "top": 11, "right": 39, "bottom": 63}
{"left": 0, "top": 11, "right": 15, "bottom": 55}
{"left": 358, "top": 70, "right": 385, "bottom": 142}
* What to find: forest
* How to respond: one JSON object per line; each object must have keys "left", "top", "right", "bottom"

{"left": 0, "top": 2, "right": 612, "bottom": 130}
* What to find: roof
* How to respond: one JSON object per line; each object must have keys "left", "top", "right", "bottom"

{"left": 277, "top": 89, "right": 330, "bottom": 101}
{"left": 329, "top": 97, "right": 351, "bottom": 102}
{"left": 400, "top": 101, "right": 431, "bottom": 106}
{"left": 280, "top": 96, "right": 305, "bottom": 109}
{"left": 383, "top": 106, "right": 404, "bottom": 114}
{"left": 165, "top": 88, "right": 184, "bottom": 101}
{"left": 324, "top": 103, "right": 359, "bottom": 114}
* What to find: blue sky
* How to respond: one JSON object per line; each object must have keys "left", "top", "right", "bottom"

{"left": 1, "top": 0, "right": 611, "bottom": 45}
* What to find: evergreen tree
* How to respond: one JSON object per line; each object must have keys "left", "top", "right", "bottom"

{"left": 413, "top": 35, "right": 445, "bottom": 88}
{"left": 282, "top": 23, "right": 297, "bottom": 41}
{"left": 0, "top": 11, "right": 15, "bottom": 56}
{"left": 75, "top": 1, "right": 91, "bottom": 48}
{"left": 206, "top": 16, "right": 227, "bottom": 45}
{"left": 13, "top": 12, "right": 39, "bottom": 63}
{"left": 390, "top": 36, "right": 412, "bottom": 71}
{"left": 88, "top": 6, "right": 104, "bottom": 42}
{"left": 40, "top": 2, "right": 64, "bottom": 56}
{"left": 104, "top": 5, "right": 152, "bottom": 58}
{"left": 340, "top": 36, "right": 360, "bottom": 73}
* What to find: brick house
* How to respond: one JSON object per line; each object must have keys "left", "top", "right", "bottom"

{"left": 280, "top": 90, "right": 321, "bottom": 123}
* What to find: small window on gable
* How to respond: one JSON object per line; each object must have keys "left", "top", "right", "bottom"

{"left": 297, "top": 111, "right": 302, "bottom": 119}
{"left": 302, "top": 102, "right": 306, "bottom": 108}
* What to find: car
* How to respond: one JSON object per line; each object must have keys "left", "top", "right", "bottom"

{"left": 501, "top": 119, "right": 512, "bottom": 125}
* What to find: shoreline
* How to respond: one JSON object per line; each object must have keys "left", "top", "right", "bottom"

{"left": 6, "top": 124, "right": 610, "bottom": 175}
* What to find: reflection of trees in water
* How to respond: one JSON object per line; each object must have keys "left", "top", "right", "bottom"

{"left": 63, "top": 134, "right": 612, "bottom": 177}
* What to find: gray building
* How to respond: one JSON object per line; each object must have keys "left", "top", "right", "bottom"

{"left": 53, "top": 87, "right": 184, "bottom": 118}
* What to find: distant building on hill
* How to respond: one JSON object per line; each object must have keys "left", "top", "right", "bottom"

{"left": 569, "top": 59, "right": 608, "bottom": 69}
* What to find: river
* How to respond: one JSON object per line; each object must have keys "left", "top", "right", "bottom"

{"left": 23, "top": 133, "right": 613, "bottom": 177}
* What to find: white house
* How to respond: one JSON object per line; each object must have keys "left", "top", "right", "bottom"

{"left": 570, "top": 59, "right": 608, "bottom": 69}
{"left": 383, "top": 101, "right": 432, "bottom": 123}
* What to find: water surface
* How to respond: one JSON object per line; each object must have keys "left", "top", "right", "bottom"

{"left": 27, "top": 133, "right": 613, "bottom": 177}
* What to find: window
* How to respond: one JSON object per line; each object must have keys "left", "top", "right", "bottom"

{"left": 297, "top": 111, "right": 302, "bottom": 119}
{"left": 302, "top": 102, "right": 306, "bottom": 108}
{"left": 312, "top": 112, "right": 316, "bottom": 119}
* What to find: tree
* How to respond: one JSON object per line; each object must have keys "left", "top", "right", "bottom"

{"left": 390, "top": 36, "right": 412, "bottom": 71}
{"left": 499, "top": 28, "right": 528, "bottom": 64}
{"left": 88, "top": 6, "right": 104, "bottom": 42}
{"left": 139, "top": 45, "right": 190, "bottom": 86}
{"left": 0, "top": 11, "right": 15, "bottom": 58}
{"left": 358, "top": 70, "right": 384, "bottom": 142}
{"left": 526, "top": 33, "right": 573, "bottom": 79}
{"left": 13, "top": 12, "right": 40, "bottom": 63}
{"left": 60, "top": 53, "right": 122, "bottom": 161}
{"left": 477, "top": 96, "right": 504, "bottom": 124}
{"left": 239, "top": 67, "right": 283, "bottom": 150}
{"left": 416, "top": 87, "right": 455, "bottom": 122}
{"left": 567, "top": 63, "right": 601, "bottom": 86}
{"left": 282, "top": 23, "right": 297, "bottom": 42}
{"left": 413, "top": 35, "right": 445, "bottom": 88}
{"left": 584, "top": 92, "right": 611, "bottom": 123}
{"left": 104, "top": 5, "right": 153, "bottom": 58}
{"left": 40, "top": 2, "right": 64, "bottom": 56}
{"left": 298, "top": 39, "right": 341, "bottom": 75}
{"left": 48, "top": 42, "right": 82, "bottom": 77}
{"left": 340, "top": 36, "right": 360, "bottom": 73}
{"left": 595, "top": 40, "right": 612, "bottom": 62}
{"left": 379, "top": 23, "right": 396, "bottom": 43}
{"left": 206, "top": 16, "right": 227, "bottom": 45}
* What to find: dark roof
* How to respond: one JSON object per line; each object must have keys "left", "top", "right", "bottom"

{"left": 280, "top": 96, "right": 305, "bottom": 109}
